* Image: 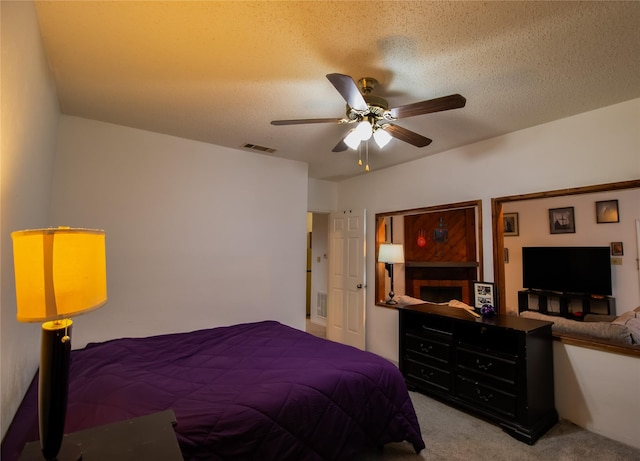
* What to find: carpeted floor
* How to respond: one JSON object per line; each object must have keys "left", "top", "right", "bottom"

{"left": 303, "top": 322, "right": 637, "bottom": 460}
{"left": 306, "top": 318, "right": 326, "bottom": 338}
{"left": 356, "top": 391, "right": 640, "bottom": 460}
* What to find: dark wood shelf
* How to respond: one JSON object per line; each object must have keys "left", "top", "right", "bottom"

{"left": 518, "top": 289, "right": 616, "bottom": 319}
{"left": 405, "top": 261, "right": 479, "bottom": 268}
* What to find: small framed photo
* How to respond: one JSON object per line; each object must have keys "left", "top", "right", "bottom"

{"left": 473, "top": 281, "right": 495, "bottom": 310}
{"left": 596, "top": 200, "right": 619, "bottom": 223}
{"left": 549, "top": 207, "right": 575, "bottom": 234}
{"left": 611, "top": 242, "right": 623, "bottom": 256}
{"left": 503, "top": 212, "right": 519, "bottom": 237}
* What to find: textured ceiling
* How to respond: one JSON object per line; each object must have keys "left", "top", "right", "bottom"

{"left": 35, "top": 1, "right": 640, "bottom": 181}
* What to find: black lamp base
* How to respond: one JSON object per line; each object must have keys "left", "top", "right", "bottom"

{"left": 19, "top": 439, "right": 82, "bottom": 461}
{"left": 385, "top": 290, "right": 398, "bottom": 305}
{"left": 38, "top": 321, "right": 74, "bottom": 461}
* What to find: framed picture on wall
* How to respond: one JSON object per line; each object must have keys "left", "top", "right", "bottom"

{"left": 472, "top": 281, "right": 495, "bottom": 310}
{"left": 611, "top": 242, "right": 623, "bottom": 256}
{"left": 549, "top": 207, "right": 575, "bottom": 234}
{"left": 596, "top": 200, "right": 619, "bottom": 223}
{"left": 503, "top": 213, "right": 519, "bottom": 236}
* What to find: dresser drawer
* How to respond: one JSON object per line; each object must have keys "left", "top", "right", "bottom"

{"left": 456, "top": 322, "right": 519, "bottom": 357}
{"left": 402, "top": 310, "right": 454, "bottom": 338}
{"left": 456, "top": 347, "right": 517, "bottom": 385}
{"left": 405, "top": 332, "right": 451, "bottom": 364}
{"left": 456, "top": 375, "right": 517, "bottom": 418}
{"left": 406, "top": 358, "right": 451, "bottom": 392}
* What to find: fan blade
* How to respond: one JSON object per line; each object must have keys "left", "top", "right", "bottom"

{"left": 332, "top": 138, "right": 348, "bottom": 152}
{"left": 384, "top": 124, "right": 432, "bottom": 147}
{"left": 326, "top": 73, "right": 368, "bottom": 111}
{"left": 390, "top": 94, "right": 466, "bottom": 119}
{"left": 271, "top": 117, "right": 343, "bottom": 126}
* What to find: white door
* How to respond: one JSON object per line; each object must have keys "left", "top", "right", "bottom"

{"left": 327, "top": 209, "right": 366, "bottom": 349}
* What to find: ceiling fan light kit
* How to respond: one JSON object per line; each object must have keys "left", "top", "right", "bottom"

{"left": 271, "top": 73, "right": 466, "bottom": 172}
{"left": 373, "top": 128, "right": 392, "bottom": 148}
{"left": 344, "top": 129, "right": 362, "bottom": 150}
{"left": 355, "top": 120, "right": 373, "bottom": 141}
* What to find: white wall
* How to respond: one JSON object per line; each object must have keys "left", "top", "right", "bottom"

{"left": 338, "top": 98, "right": 640, "bottom": 362}
{"left": 308, "top": 178, "right": 338, "bottom": 213}
{"left": 0, "top": 1, "right": 61, "bottom": 439}
{"left": 503, "top": 188, "right": 640, "bottom": 314}
{"left": 49, "top": 116, "right": 309, "bottom": 348}
{"left": 337, "top": 98, "right": 640, "bottom": 448}
{"left": 553, "top": 342, "right": 640, "bottom": 448}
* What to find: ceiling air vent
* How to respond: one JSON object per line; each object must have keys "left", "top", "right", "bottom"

{"left": 242, "top": 143, "right": 276, "bottom": 154}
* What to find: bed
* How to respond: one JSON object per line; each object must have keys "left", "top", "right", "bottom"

{"left": 1, "top": 321, "right": 425, "bottom": 460}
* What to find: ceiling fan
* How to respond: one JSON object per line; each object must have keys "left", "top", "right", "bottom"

{"left": 271, "top": 73, "right": 466, "bottom": 155}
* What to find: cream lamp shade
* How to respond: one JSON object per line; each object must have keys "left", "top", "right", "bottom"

{"left": 12, "top": 227, "right": 107, "bottom": 323}
{"left": 378, "top": 243, "right": 405, "bottom": 264}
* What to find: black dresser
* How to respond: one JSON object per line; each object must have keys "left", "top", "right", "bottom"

{"left": 398, "top": 303, "right": 558, "bottom": 444}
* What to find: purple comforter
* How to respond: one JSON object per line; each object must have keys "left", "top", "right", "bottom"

{"left": 2, "top": 321, "right": 424, "bottom": 460}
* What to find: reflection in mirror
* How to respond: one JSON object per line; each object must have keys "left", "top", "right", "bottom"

{"left": 491, "top": 180, "right": 640, "bottom": 356}
{"left": 375, "top": 200, "right": 483, "bottom": 309}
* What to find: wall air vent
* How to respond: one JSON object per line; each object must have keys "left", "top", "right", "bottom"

{"left": 242, "top": 143, "right": 276, "bottom": 154}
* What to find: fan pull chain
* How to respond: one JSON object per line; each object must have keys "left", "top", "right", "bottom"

{"left": 358, "top": 143, "right": 363, "bottom": 166}
{"left": 365, "top": 141, "right": 370, "bottom": 172}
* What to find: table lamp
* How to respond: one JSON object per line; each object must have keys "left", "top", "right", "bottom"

{"left": 12, "top": 227, "right": 107, "bottom": 461}
{"left": 378, "top": 243, "right": 404, "bottom": 304}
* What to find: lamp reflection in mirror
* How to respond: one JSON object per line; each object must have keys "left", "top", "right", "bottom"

{"left": 378, "top": 243, "right": 404, "bottom": 304}
{"left": 12, "top": 227, "right": 107, "bottom": 461}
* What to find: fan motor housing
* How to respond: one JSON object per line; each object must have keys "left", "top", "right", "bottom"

{"left": 364, "top": 95, "right": 388, "bottom": 111}
{"left": 345, "top": 94, "right": 389, "bottom": 121}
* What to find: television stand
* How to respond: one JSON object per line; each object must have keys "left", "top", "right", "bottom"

{"left": 518, "top": 290, "right": 615, "bottom": 319}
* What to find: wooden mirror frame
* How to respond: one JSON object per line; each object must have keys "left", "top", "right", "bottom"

{"left": 491, "top": 179, "right": 640, "bottom": 357}
{"left": 375, "top": 200, "right": 483, "bottom": 308}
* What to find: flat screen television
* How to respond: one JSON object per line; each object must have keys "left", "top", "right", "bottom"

{"left": 522, "top": 246, "right": 612, "bottom": 296}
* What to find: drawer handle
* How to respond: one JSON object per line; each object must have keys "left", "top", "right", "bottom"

{"left": 420, "top": 368, "right": 434, "bottom": 379}
{"left": 420, "top": 343, "right": 434, "bottom": 353}
{"left": 475, "top": 358, "right": 493, "bottom": 371}
{"left": 475, "top": 388, "right": 494, "bottom": 402}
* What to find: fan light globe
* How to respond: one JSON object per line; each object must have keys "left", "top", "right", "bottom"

{"left": 355, "top": 120, "right": 373, "bottom": 141}
{"left": 373, "top": 128, "right": 392, "bottom": 148}
{"left": 344, "top": 130, "right": 361, "bottom": 150}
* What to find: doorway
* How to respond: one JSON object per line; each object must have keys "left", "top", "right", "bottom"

{"left": 306, "top": 212, "right": 328, "bottom": 337}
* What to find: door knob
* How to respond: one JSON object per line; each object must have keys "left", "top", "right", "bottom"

{"left": 357, "top": 284, "right": 363, "bottom": 289}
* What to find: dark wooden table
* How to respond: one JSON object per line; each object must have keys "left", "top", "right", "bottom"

{"left": 19, "top": 409, "right": 183, "bottom": 461}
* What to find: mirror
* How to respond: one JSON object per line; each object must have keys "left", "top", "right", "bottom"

{"left": 375, "top": 200, "right": 483, "bottom": 308}
{"left": 491, "top": 179, "right": 640, "bottom": 356}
